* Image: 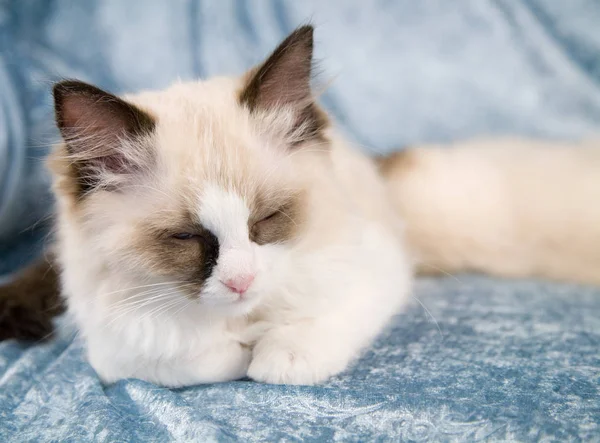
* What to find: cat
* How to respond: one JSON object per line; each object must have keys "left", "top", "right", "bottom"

{"left": 1, "top": 26, "right": 599, "bottom": 387}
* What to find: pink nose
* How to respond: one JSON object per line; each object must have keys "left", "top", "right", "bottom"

{"left": 222, "top": 274, "right": 255, "bottom": 294}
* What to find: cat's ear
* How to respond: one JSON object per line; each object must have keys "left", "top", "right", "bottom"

{"left": 53, "top": 80, "right": 155, "bottom": 193}
{"left": 239, "top": 25, "right": 328, "bottom": 143}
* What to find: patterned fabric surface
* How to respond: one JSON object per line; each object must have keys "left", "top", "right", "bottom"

{"left": 1, "top": 276, "right": 599, "bottom": 441}
{"left": 1, "top": 1, "right": 599, "bottom": 441}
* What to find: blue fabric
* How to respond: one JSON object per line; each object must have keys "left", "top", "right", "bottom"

{"left": 1, "top": 1, "right": 600, "bottom": 441}
{"left": 2, "top": 277, "right": 599, "bottom": 441}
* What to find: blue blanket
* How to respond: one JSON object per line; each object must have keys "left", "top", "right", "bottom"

{"left": 2, "top": 277, "right": 599, "bottom": 441}
{"left": 1, "top": 1, "right": 599, "bottom": 440}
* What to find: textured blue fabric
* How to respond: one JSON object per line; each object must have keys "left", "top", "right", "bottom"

{"left": 1, "top": 1, "right": 600, "bottom": 441}
{"left": 1, "top": 277, "right": 599, "bottom": 441}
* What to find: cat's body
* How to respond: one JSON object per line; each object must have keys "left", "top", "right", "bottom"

{"left": 1, "top": 26, "right": 599, "bottom": 387}
{"left": 384, "top": 139, "right": 600, "bottom": 286}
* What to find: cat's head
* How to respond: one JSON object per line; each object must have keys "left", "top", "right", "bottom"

{"left": 49, "top": 25, "right": 330, "bottom": 316}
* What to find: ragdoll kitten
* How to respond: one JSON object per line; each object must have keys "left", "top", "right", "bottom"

{"left": 45, "top": 25, "right": 411, "bottom": 386}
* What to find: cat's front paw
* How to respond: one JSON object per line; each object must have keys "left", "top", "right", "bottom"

{"left": 247, "top": 327, "right": 347, "bottom": 385}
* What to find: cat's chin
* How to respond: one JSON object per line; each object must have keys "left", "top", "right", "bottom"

{"left": 201, "top": 296, "right": 261, "bottom": 318}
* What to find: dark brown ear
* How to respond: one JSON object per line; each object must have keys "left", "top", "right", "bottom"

{"left": 53, "top": 80, "right": 156, "bottom": 193}
{"left": 239, "top": 25, "right": 327, "bottom": 143}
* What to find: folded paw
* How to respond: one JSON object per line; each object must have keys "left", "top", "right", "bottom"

{"left": 247, "top": 327, "right": 348, "bottom": 385}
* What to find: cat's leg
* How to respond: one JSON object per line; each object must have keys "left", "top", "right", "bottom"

{"left": 149, "top": 340, "right": 252, "bottom": 387}
{"left": 247, "top": 320, "right": 353, "bottom": 385}
{"left": 88, "top": 337, "right": 251, "bottom": 387}
{"left": 248, "top": 284, "right": 410, "bottom": 385}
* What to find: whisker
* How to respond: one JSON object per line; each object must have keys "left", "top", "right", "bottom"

{"left": 109, "top": 288, "right": 185, "bottom": 312}
{"left": 109, "top": 289, "right": 187, "bottom": 312}
{"left": 106, "top": 290, "right": 189, "bottom": 327}
{"left": 411, "top": 295, "right": 443, "bottom": 338}
{"left": 170, "top": 298, "right": 196, "bottom": 318}
{"left": 418, "top": 262, "right": 462, "bottom": 284}
{"left": 275, "top": 210, "right": 298, "bottom": 227}
{"left": 138, "top": 296, "right": 186, "bottom": 323}
{"left": 98, "top": 281, "right": 193, "bottom": 298}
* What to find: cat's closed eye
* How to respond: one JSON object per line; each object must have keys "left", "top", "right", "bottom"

{"left": 257, "top": 212, "right": 279, "bottom": 224}
{"left": 172, "top": 233, "right": 198, "bottom": 240}
{"left": 250, "top": 206, "right": 297, "bottom": 245}
{"left": 252, "top": 210, "right": 283, "bottom": 231}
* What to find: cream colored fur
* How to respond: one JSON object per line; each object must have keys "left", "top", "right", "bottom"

{"left": 385, "top": 138, "right": 600, "bottom": 285}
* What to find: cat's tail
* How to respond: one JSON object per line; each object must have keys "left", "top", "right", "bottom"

{"left": 378, "top": 138, "right": 600, "bottom": 286}
{"left": 0, "top": 256, "right": 64, "bottom": 341}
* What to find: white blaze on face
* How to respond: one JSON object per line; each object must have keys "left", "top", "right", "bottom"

{"left": 199, "top": 184, "right": 256, "bottom": 293}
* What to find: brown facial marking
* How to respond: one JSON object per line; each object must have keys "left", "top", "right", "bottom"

{"left": 53, "top": 80, "right": 156, "bottom": 197}
{"left": 249, "top": 190, "right": 306, "bottom": 245}
{"left": 130, "top": 213, "right": 220, "bottom": 298}
{"left": 238, "top": 25, "right": 329, "bottom": 145}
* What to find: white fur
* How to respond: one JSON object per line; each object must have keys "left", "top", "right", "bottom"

{"left": 200, "top": 185, "right": 257, "bottom": 291}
